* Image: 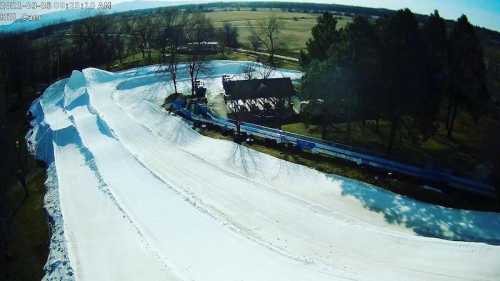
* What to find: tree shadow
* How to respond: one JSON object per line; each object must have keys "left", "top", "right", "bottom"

{"left": 228, "top": 143, "right": 261, "bottom": 177}
{"left": 168, "top": 119, "right": 198, "bottom": 146}
{"left": 332, "top": 174, "right": 500, "bottom": 244}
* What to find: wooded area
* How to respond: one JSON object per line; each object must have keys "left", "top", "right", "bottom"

{"left": 299, "top": 10, "right": 500, "bottom": 196}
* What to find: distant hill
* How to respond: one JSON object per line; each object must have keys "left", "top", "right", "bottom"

{"left": 0, "top": 1, "right": 188, "bottom": 34}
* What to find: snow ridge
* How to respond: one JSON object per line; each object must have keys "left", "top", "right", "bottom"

{"left": 27, "top": 81, "right": 76, "bottom": 281}
{"left": 65, "top": 98, "right": 181, "bottom": 280}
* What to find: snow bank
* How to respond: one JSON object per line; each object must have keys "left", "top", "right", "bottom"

{"left": 63, "top": 71, "right": 87, "bottom": 109}
{"left": 27, "top": 61, "right": 500, "bottom": 281}
{"left": 27, "top": 80, "right": 75, "bottom": 281}
{"left": 42, "top": 164, "right": 75, "bottom": 281}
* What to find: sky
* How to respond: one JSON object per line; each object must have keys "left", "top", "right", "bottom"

{"left": 3, "top": 0, "right": 500, "bottom": 31}
{"left": 313, "top": 0, "right": 500, "bottom": 31}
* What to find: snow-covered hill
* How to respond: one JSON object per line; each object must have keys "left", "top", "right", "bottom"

{"left": 27, "top": 60, "right": 500, "bottom": 281}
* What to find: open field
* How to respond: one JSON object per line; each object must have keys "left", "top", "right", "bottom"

{"left": 206, "top": 10, "right": 351, "bottom": 57}
{"left": 111, "top": 49, "right": 300, "bottom": 72}
{"left": 111, "top": 10, "right": 351, "bottom": 67}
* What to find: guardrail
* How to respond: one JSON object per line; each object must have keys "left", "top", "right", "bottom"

{"left": 176, "top": 104, "right": 497, "bottom": 198}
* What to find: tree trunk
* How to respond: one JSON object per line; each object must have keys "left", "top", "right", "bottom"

{"left": 346, "top": 116, "right": 352, "bottom": 142}
{"left": 320, "top": 109, "right": 328, "bottom": 139}
{"left": 269, "top": 35, "right": 275, "bottom": 66}
{"left": 446, "top": 96, "right": 454, "bottom": 131}
{"left": 172, "top": 70, "right": 178, "bottom": 94}
{"left": 387, "top": 118, "right": 399, "bottom": 155}
{"left": 447, "top": 102, "right": 458, "bottom": 139}
{"left": 321, "top": 123, "right": 327, "bottom": 140}
{"left": 3, "top": 77, "right": 9, "bottom": 120}
{"left": 118, "top": 48, "right": 123, "bottom": 63}
{"left": 16, "top": 80, "right": 22, "bottom": 104}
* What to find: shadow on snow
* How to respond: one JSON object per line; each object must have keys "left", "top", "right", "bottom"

{"left": 333, "top": 175, "right": 500, "bottom": 245}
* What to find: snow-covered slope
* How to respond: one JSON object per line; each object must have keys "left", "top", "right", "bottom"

{"left": 27, "top": 61, "right": 500, "bottom": 281}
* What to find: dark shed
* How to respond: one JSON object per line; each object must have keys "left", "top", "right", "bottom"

{"left": 223, "top": 77, "right": 294, "bottom": 100}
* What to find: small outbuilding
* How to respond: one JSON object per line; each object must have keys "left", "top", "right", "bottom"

{"left": 222, "top": 76, "right": 296, "bottom": 125}
{"left": 181, "top": 41, "right": 221, "bottom": 53}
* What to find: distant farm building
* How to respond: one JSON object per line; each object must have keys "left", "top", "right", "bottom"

{"left": 222, "top": 76, "right": 296, "bottom": 125}
{"left": 181, "top": 41, "right": 221, "bottom": 53}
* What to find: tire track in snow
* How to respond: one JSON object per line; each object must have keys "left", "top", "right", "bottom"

{"left": 95, "top": 88, "right": 348, "bottom": 276}
{"left": 63, "top": 101, "right": 185, "bottom": 281}
{"left": 109, "top": 96, "right": 489, "bottom": 281}
{"left": 81, "top": 75, "right": 360, "bottom": 281}
{"left": 48, "top": 120, "right": 176, "bottom": 280}
{"left": 104, "top": 72, "right": 500, "bottom": 281}
{"left": 110, "top": 77, "right": 500, "bottom": 250}
{"left": 105, "top": 87, "right": 336, "bottom": 267}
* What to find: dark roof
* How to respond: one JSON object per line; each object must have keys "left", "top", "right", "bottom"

{"left": 223, "top": 77, "right": 294, "bottom": 100}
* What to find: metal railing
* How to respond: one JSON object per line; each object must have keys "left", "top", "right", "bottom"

{"left": 175, "top": 104, "right": 497, "bottom": 198}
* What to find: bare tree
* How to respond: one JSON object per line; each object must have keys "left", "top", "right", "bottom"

{"left": 156, "top": 11, "right": 188, "bottom": 94}
{"left": 131, "top": 16, "right": 154, "bottom": 61}
{"left": 248, "top": 15, "right": 283, "bottom": 65}
{"left": 123, "top": 20, "right": 140, "bottom": 57}
{"left": 185, "top": 13, "right": 215, "bottom": 95}
{"left": 0, "top": 41, "right": 8, "bottom": 121}
{"left": 71, "top": 15, "right": 111, "bottom": 66}
{"left": 248, "top": 30, "right": 261, "bottom": 51}
{"left": 258, "top": 62, "right": 275, "bottom": 79}
{"left": 241, "top": 62, "right": 274, "bottom": 80}
{"left": 241, "top": 63, "right": 257, "bottom": 80}
{"left": 217, "top": 23, "right": 239, "bottom": 54}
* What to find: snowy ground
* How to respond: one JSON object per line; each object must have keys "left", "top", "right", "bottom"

{"left": 27, "top": 61, "right": 500, "bottom": 281}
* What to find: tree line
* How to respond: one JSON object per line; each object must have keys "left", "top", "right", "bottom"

{"left": 0, "top": 8, "right": 243, "bottom": 109}
{"left": 300, "top": 9, "right": 490, "bottom": 154}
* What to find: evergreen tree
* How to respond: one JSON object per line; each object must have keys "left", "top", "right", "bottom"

{"left": 304, "top": 13, "right": 340, "bottom": 63}
{"left": 301, "top": 59, "right": 336, "bottom": 139}
{"left": 378, "top": 9, "right": 428, "bottom": 153}
{"left": 447, "top": 15, "right": 489, "bottom": 138}
{"left": 300, "top": 56, "right": 349, "bottom": 137}
{"left": 419, "top": 10, "right": 448, "bottom": 140}
{"left": 343, "top": 16, "right": 381, "bottom": 136}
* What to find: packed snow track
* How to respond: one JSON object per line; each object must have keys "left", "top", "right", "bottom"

{"left": 27, "top": 61, "right": 500, "bottom": 281}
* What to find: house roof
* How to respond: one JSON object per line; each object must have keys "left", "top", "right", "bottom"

{"left": 223, "top": 77, "right": 294, "bottom": 100}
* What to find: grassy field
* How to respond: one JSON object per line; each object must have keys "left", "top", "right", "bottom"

{"left": 206, "top": 10, "right": 351, "bottom": 57}
{"left": 111, "top": 48, "right": 300, "bottom": 72}
{"left": 111, "top": 9, "right": 352, "bottom": 69}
